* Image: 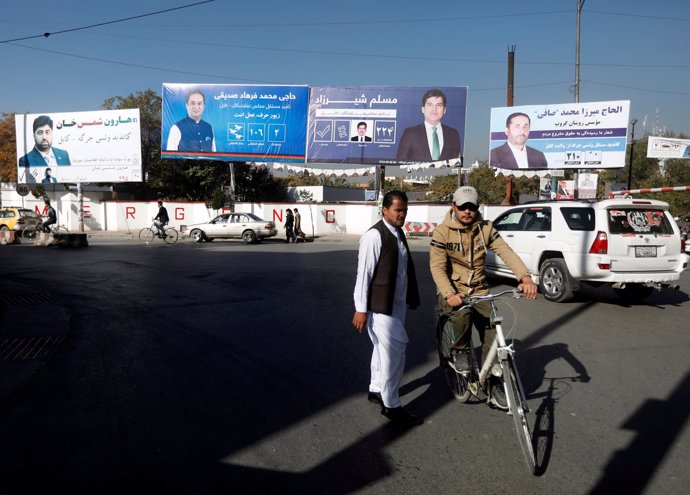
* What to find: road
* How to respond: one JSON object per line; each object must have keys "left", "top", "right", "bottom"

{"left": 1, "top": 236, "right": 689, "bottom": 494}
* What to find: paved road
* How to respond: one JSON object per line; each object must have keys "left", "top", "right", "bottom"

{"left": 1, "top": 237, "right": 689, "bottom": 494}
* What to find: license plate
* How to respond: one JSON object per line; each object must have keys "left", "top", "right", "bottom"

{"left": 635, "top": 246, "right": 657, "bottom": 258}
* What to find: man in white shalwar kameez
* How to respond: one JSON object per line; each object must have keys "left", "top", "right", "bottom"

{"left": 353, "top": 191, "right": 421, "bottom": 426}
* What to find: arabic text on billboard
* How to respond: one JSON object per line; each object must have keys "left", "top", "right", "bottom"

{"left": 489, "top": 100, "right": 630, "bottom": 170}
{"left": 15, "top": 109, "right": 142, "bottom": 184}
{"left": 162, "top": 83, "right": 308, "bottom": 163}
{"left": 307, "top": 86, "right": 468, "bottom": 166}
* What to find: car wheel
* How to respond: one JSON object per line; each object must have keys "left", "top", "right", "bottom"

{"left": 613, "top": 283, "right": 654, "bottom": 303}
{"left": 0, "top": 225, "right": 8, "bottom": 231}
{"left": 539, "top": 258, "right": 574, "bottom": 302}
{"left": 190, "top": 229, "right": 205, "bottom": 243}
{"left": 242, "top": 230, "right": 257, "bottom": 244}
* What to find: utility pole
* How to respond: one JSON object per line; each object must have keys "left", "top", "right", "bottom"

{"left": 626, "top": 119, "right": 638, "bottom": 191}
{"left": 502, "top": 46, "right": 516, "bottom": 206}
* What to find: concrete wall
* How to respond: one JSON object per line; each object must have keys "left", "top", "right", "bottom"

{"left": 2, "top": 183, "right": 511, "bottom": 236}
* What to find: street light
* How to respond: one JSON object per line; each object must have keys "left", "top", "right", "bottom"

{"left": 626, "top": 118, "right": 638, "bottom": 191}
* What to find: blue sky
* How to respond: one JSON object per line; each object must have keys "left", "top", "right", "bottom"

{"left": 1, "top": 0, "right": 688, "bottom": 165}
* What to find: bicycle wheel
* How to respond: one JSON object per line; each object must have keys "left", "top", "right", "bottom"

{"left": 22, "top": 226, "right": 37, "bottom": 241}
{"left": 139, "top": 227, "right": 155, "bottom": 243}
{"left": 501, "top": 356, "right": 536, "bottom": 473}
{"left": 53, "top": 226, "right": 69, "bottom": 236}
{"left": 437, "top": 318, "right": 471, "bottom": 402}
{"left": 163, "top": 228, "right": 178, "bottom": 244}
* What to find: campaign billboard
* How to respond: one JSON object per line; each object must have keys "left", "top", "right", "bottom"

{"left": 647, "top": 136, "right": 690, "bottom": 159}
{"left": 307, "top": 86, "right": 468, "bottom": 165}
{"left": 162, "top": 83, "right": 308, "bottom": 163}
{"left": 489, "top": 100, "right": 630, "bottom": 169}
{"left": 15, "top": 109, "right": 142, "bottom": 184}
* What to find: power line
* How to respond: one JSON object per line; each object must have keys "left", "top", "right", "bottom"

{"left": 582, "top": 80, "right": 690, "bottom": 96}
{"left": 0, "top": 0, "right": 214, "bottom": 44}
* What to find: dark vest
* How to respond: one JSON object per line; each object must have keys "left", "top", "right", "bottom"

{"left": 367, "top": 220, "right": 420, "bottom": 315}
{"left": 176, "top": 117, "right": 214, "bottom": 152}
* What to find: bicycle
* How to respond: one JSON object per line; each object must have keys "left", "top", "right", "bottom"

{"left": 139, "top": 222, "right": 179, "bottom": 245}
{"left": 22, "top": 222, "right": 69, "bottom": 241}
{"left": 436, "top": 288, "right": 536, "bottom": 473}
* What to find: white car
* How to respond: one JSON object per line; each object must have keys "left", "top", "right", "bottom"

{"left": 485, "top": 198, "right": 689, "bottom": 302}
{"left": 181, "top": 212, "right": 277, "bottom": 244}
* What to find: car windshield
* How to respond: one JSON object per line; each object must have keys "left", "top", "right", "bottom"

{"left": 608, "top": 208, "right": 673, "bottom": 235}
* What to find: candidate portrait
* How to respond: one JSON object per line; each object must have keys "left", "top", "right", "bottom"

{"left": 350, "top": 121, "right": 372, "bottom": 142}
{"left": 489, "top": 112, "right": 548, "bottom": 169}
{"left": 395, "top": 88, "right": 461, "bottom": 163}
{"left": 17, "top": 115, "right": 71, "bottom": 168}
{"left": 166, "top": 89, "right": 216, "bottom": 152}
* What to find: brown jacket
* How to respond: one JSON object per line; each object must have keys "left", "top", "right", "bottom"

{"left": 429, "top": 209, "right": 530, "bottom": 298}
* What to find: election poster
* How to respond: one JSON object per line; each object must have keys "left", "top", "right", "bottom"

{"left": 307, "top": 86, "right": 468, "bottom": 165}
{"left": 15, "top": 109, "right": 142, "bottom": 184}
{"left": 162, "top": 83, "right": 309, "bottom": 163}
{"left": 647, "top": 136, "right": 690, "bottom": 159}
{"left": 489, "top": 100, "right": 630, "bottom": 170}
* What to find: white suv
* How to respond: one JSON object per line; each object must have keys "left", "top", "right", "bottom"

{"left": 485, "top": 198, "right": 689, "bottom": 302}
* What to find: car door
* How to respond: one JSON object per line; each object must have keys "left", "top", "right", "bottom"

{"left": 486, "top": 207, "right": 525, "bottom": 276}
{"left": 206, "top": 214, "right": 231, "bottom": 237}
{"left": 226, "top": 214, "right": 246, "bottom": 238}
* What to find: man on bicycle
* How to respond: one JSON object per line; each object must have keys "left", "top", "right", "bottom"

{"left": 41, "top": 198, "right": 57, "bottom": 233}
{"left": 429, "top": 186, "right": 537, "bottom": 409}
{"left": 154, "top": 201, "right": 169, "bottom": 237}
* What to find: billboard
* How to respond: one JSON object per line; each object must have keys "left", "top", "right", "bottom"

{"left": 307, "top": 86, "right": 467, "bottom": 165}
{"left": 647, "top": 136, "right": 690, "bottom": 159}
{"left": 162, "top": 83, "right": 308, "bottom": 162}
{"left": 489, "top": 100, "right": 630, "bottom": 169}
{"left": 15, "top": 109, "right": 142, "bottom": 184}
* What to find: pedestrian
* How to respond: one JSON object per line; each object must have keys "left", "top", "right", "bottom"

{"left": 293, "top": 208, "right": 306, "bottom": 242}
{"left": 352, "top": 190, "right": 422, "bottom": 426}
{"left": 285, "top": 208, "right": 296, "bottom": 243}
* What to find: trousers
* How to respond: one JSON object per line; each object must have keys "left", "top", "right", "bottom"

{"left": 437, "top": 293, "right": 499, "bottom": 369}
{"left": 367, "top": 307, "right": 408, "bottom": 409}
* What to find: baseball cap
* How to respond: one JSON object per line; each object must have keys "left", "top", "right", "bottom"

{"left": 453, "top": 186, "right": 478, "bottom": 207}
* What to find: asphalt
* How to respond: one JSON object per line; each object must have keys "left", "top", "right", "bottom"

{"left": 0, "top": 230, "right": 431, "bottom": 403}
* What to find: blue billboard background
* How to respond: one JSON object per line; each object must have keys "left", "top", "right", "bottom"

{"left": 307, "top": 86, "right": 468, "bottom": 165}
{"left": 162, "top": 84, "right": 308, "bottom": 163}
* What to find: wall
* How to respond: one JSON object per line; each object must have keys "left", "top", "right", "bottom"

{"left": 2, "top": 183, "right": 511, "bottom": 236}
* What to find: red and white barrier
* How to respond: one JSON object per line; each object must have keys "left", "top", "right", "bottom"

{"left": 610, "top": 185, "right": 690, "bottom": 198}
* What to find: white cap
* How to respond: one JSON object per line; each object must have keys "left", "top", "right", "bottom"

{"left": 453, "top": 186, "right": 478, "bottom": 207}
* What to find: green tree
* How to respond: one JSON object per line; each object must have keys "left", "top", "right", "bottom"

{"left": 103, "top": 89, "right": 287, "bottom": 203}
{"left": 103, "top": 89, "right": 162, "bottom": 199}
{"left": 426, "top": 175, "right": 458, "bottom": 201}
{"left": 0, "top": 113, "right": 17, "bottom": 182}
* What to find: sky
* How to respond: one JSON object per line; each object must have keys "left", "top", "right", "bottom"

{"left": 1, "top": 0, "right": 688, "bottom": 166}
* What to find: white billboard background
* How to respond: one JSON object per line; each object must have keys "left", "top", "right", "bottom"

{"left": 16, "top": 109, "right": 142, "bottom": 184}
{"left": 490, "top": 100, "right": 630, "bottom": 169}
{"left": 647, "top": 136, "right": 690, "bottom": 159}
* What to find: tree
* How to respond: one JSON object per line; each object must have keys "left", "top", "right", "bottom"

{"left": 103, "top": 89, "right": 288, "bottom": 203}
{"left": 0, "top": 113, "right": 17, "bottom": 182}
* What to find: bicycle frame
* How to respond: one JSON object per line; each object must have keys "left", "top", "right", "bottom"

{"left": 451, "top": 288, "right": 535, "bottom": 472}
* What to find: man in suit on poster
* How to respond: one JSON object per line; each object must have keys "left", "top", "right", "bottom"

{"left": 396, "top": 88, "right": 461, "bottom": 163}
{"left": 490, "top": 112, "right": 548, "bottom": 169}
{"left": 18, "top": 115, "right": 71, "bottom": 168}
{"left": 351, "top": 121, "right": 372, "bottom": 142}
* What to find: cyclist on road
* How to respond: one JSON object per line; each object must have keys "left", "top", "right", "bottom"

{"left": 41, "top": 198, "right": 57, "bottom": 233}
{"left": 154, "top": 200, "right": 169, "bottom": 237}
{"left": 429, "top": 186, "right": 537, "bottom": 409}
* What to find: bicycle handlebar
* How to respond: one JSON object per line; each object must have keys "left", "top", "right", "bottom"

{"left": 461, "top": 288, "right": 522, "bottom": 307}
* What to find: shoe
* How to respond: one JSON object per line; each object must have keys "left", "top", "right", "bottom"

{"left": 367, "top": 391, "right": 383, "bottom": 406}
{"left": 381, "top": 406, "right": 423, "bottom": 426}
{"left": 489, "top": 377, "right": 508, "bottom": 410}
{"left": 453, "top": 350, "right": 471, "bottom": 373}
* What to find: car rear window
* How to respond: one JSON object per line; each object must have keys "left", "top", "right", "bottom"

{"left": 608, "top": 209, "right": 673, "bottom": 235}
{"left": 560, "top": 207, "right": 595, "bottom": 231}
